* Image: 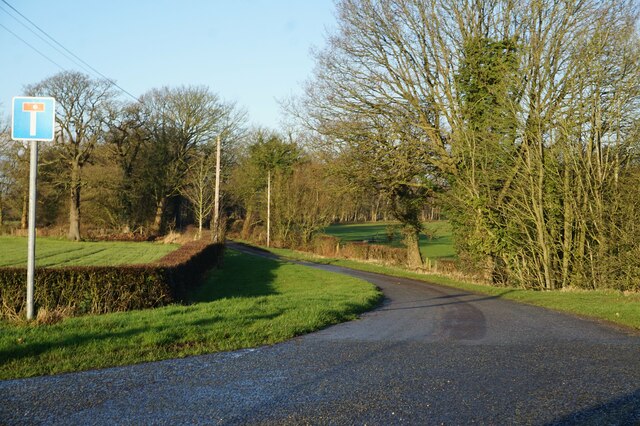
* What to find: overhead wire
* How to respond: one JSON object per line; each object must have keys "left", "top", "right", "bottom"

{"left": 0, "top": 22, "right": 66, "bottom": 71}
{"left": 0, "top": 0, "right": 140, "bottom": 103}
{"left": 0, "top": 3, "right": 96, "bottom": 77}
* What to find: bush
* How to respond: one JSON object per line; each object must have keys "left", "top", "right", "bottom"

{"left": 0, "top": 242, "right": 224, "bottom": 319}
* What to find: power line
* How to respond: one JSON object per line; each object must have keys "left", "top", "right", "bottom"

{"left": 0, "top": 4, "right": 96, "bottom": 77}
{"left": 1, "top": 0, "right": 140, "bottom": 102}
{"left": 0, "top": 22, "right": 66, "bottom": 71}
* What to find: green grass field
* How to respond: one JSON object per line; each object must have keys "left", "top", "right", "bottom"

{"left": 0, "top": 249, "right": 380, "bottom": 379}
{"left": 324, "top": 221, "right": 456, "bottom": 259}
{"left": 264, "top": 245, "right": 640, "bottom": 331}
{"left": 0, "top": 236, "right": 179, "bottom": 267}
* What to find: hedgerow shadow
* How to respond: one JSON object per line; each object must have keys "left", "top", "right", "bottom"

{"left": 0, "top": 313, "right": 223, "bottom": 367}
{"left": 190, "top": 249, "right": 280, "bottom": 302}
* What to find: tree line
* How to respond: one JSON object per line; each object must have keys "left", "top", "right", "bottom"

{"left": 0, "top": 72, "right": 248, "bottom": 241}
{"left": 0, "top": 71, "right": 393, "bottom": 246}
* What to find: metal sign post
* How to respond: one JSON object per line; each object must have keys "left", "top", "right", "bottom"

{"left": 26, "top": 140, "right": 38, "bottom": 319}
{"left": 11, "top": 96, "right": 56, "bottom": 320}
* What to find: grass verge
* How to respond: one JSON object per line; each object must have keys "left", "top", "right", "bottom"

{"left": 259, "top": 244, "right": 640, "bottom": 331}
{"left": 0, "top": 249, "right": 381, "bottom": 380}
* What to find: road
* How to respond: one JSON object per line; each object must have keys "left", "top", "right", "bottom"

{"left": 1, "top": 244, "right": 639, "bottom": 425}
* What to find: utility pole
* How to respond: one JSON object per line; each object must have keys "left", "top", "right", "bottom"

{"left": 267, "top": 170, "right": 271, "bottom": 247}
{"left": 213, "top": 135, "right": 221, "bottom": 242}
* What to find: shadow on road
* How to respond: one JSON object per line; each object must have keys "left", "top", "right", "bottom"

{"left": 547, "top": 387, "right": 640, "bottom": 425}
{"left": 377, "top": 290, "right": 515, "bottom": 312}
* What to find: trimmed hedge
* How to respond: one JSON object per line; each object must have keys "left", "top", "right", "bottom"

{"left": 309, "top": 235, "right": 340, "bottom": 257}
{"left": 340, "top": 241, "right": 408, "bottom": 266}
{"left": 303, "top": 234, "right": 456, "bottom": 272}
{"left": 0, "top": 241, "right": 224, "bottom": 318}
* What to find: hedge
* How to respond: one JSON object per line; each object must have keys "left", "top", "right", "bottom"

{"left": 0, "top": 241, "right": 224, "bottom": 319}
{"left": 301, "top": 234, "right": 457, "bottom": 272}
{"left": 309, "top": 235, "right": 340, "bottom": 257}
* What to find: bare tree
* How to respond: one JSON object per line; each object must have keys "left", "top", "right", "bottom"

{"left": 271, "top": 161, "right": 336, "bottom": 247}
{"left": 209, "top": 104, "right": 247, "bottom": 243}
{"left": 26, "top": 71, "right": 115, "bottom": 240}
{"left": 0, "top": 122, "right": 13, "bottom": 226}
{"left": 180, "top": 148, "right": 214, "bottom": 239}
{"left": 104, "top": 101, "right": 149, "bottom": 233}
{"left": 140, "top": 86, "right": 224, "bottom": 233}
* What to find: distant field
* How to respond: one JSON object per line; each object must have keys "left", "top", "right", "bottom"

{"left": 324, "top": 221, "right": 455, "bottom": 259}
{"left": 0, "top": 237, "right": 178, "bottom": 267}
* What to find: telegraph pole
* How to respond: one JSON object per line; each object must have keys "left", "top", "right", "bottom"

{"left": 267, "top": 170, "right": 271, "bottom": 247}
{"left": 213, "top": 135, "right": 221, "bottom": 242}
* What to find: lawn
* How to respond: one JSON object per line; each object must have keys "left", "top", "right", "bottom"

{"left": 0, "top": 236, "right": 179, "bottom": 267}
{"left": 324, "top": 221, "right": 456, "bottom": 259}
{"left": 0, "top": 249, "right": 381, "bottom": 379}
{"left": 263, "top": 245, "right": 640, "bottom": 331}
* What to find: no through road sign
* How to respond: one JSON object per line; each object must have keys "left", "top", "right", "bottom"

{"left": 11, "top": 96, "right": 56, "bottom": 142}
{"left": 10, "top": 95, "right": 57, "bottom": 319}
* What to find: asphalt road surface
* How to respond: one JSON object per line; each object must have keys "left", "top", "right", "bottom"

{"left": 1, "top": 244, "right": 639, "bottom": 425}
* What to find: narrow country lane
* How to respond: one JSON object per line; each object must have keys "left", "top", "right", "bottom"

{"left": 1, "top": 244, "right": 639, "bottom": 425}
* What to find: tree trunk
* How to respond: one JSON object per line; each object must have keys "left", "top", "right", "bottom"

{"left": 535, "top": 156, "right": 554, "bottom": 290}
{"left": 217, "top": 215, "right": 227, "bottom": 243}
{"left": 197, "top": 214, "right": 203, "bottom": 240}
{"left": 173, "top": 196, "right": 183, "bottom": 230}
{"left": 152, "top": 196, "right": 166, "bottom": 235}
{"left": 241, "top": 208, "right": 253, "bottom": 239}
{"left": 267, "top": 170, "right": 271, "bottom": 247}
{"left": 21, "top": 192, "right": 28, "bottom": 229}
{"left": 561, "top": 161, "right": 573, "bottom": 289}
{"left": 119, "top": 178, "right": 134, "bottom": 231}
{"left": 68, "top": 164, "right": 81, "bottom": 241}
{"left": 404, "top": 226, "right": 423, "bottom": 269}
{"left": 212, "top": 134, "right": 222, "bottom": 243}
{"left": 370, "top": 196, "right": 380, "bottom": 222}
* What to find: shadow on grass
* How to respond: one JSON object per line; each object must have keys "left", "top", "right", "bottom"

{"left": 0, "top": 314, "right": 222, "bottom": 367}
{"left": 190, "top": 248, "right": 280, "bottom": 302}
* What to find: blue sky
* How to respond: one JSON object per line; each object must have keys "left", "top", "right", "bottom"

{"left": 0, "top": 0, "right": 336, "bottom": 129}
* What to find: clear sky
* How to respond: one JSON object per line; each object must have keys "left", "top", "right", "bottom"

{"left": 0, "top": 0, "right": 336, "bottom": 129}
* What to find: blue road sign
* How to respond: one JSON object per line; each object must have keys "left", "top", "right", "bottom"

{"left": 11, "top": 96, "right": 56, "bottom": 141}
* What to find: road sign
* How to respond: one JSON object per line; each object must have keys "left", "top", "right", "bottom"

{"left": 11, "top": 96, "right": 56, "bottom": 320}
{"left": 11, "top": 96, "right": 56, "bottom": 141}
